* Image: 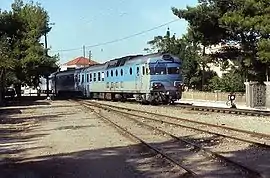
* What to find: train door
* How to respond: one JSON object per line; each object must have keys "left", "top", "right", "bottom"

{"left": 86, "top": 73, "right": 90, "bottom": 97}
{"left": 135, "top": 64, "right": 142, "bottom": 91}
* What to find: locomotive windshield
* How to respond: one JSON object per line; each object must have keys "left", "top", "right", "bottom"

{"left": 150, "top": 67, "right": 180, "bottom": 75}
{"left": 167, "top": 67, "right": 180, "bottom": 74}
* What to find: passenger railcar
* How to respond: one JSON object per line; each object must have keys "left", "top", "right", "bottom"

{"left": 50, "top": 53, "right": 183, "bottom": 104}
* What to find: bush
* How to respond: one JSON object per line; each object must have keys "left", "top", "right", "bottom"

{"left": 209, "top": 72, "right": 245, "bottom": 92}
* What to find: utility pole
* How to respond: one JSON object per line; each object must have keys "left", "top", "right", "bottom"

{"left": 89, "top": 50, "right": 92, "bottom": 60}
{"left": 83, "top": 45, "right": 86, "bottom": 58}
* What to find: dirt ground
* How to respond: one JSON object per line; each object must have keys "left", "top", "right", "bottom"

{"left": 0, "top": 98, "right": 185, "bottom": 178}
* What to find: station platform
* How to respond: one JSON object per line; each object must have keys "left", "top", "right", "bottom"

{"left": 176, "top": 99, "right": 270, "bottom": 112}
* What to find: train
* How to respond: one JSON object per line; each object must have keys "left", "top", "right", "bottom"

{"left": 49, "top": 52, "right": 183, "bottom": 104}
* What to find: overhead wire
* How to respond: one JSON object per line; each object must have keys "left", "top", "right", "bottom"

{"left": 51, "top": 18, "right": 180, "bottom": 53}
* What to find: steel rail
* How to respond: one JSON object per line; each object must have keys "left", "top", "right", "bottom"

{"left": 82, "top": 100, "right": 270, "bottom": 148}
{"left": 79, "top": 101, "right": 196, "bottom": 177}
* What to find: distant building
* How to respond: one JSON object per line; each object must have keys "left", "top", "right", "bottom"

{"left": 60, "top": 56, "right": 99, "bottom": 71}
{"left": 199, "top": 42, "right": 240, "bottom": 77}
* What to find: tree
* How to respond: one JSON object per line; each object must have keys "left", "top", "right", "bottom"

{"left": 0, "top": 0, "right": 58, "bottom": 103}
{"left": 172, "top": 0, "right": 270, "bottom": 83}
{"left": 11, "top": 0, "right": 59, "bottom": 91}
{"left": 209, "top": 71, "right": 245, "bottom": 92}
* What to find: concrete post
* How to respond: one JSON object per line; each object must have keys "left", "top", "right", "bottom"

{"left": 244, "top": 81, "right": 258, "bottom": 108}
{"left": 264, "top": 82, "right": 270, "bottom": 108}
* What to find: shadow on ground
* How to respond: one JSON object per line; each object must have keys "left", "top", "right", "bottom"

{"left": 0, "top": 136, "right": 268, "bottom": 178}
{"left": 0, "top": 98, "right": 269, "bottom": 178}
{"left": 4, "top": 96, "right": 50, "bottom": 107}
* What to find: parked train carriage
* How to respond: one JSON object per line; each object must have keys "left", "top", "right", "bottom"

{"left": 50, "top": 69, "right": 82, "bottom": 97}
{"left": 103, "top": 55, "right": 144, "bottom": 99}
{"left": 76, "top": 64, "right": 107, "bottom": 98}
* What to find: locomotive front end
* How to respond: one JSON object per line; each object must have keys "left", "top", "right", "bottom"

{"left": 148, "top": 54, "right": 183, "bottom": 104}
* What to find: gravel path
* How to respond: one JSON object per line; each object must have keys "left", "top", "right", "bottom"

{"left": 0, "top": 99, "right": 188, "bottom": 178}
{"left": 91, "top": 100, "right": 270, "bottom": 135}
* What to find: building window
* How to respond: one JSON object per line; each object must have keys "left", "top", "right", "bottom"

{"left": 129, "top": 67, "right": 132, "bottom": 75}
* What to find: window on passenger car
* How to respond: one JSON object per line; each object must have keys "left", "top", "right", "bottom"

{"left": 107, "top": 71, "right": 109, "bottom": 77}
{"left": 111, "top": 70, "right": 113, "bottom": 77}
{"left": 102, "top": 72, "right": 105, "bottom": 81}
{"left": 121, "top": 69, "right": 123, "bottom": 76}
{"left": 90, "top": 73, "right": 92, "bottom": 82}
{"left": 82, "top": 75, "right": 84, "bottom": 83}
{"left": 98, "top": 72, "right": 101, "bottom": 81}
{"left": 86, "top": 74, "right": 89, "bottom": 83}
{"left": 136, "top": 67, "right": 139, "bottom": 75}
{"left": 129, "top": 67, "right": 132, "bottom": 75}
{"left": 116, "top": 70, "right": 118, "bottom": 76}
{"left": 146, "top": 68, "right": 149, "bottom": 75}
{"left": 142, "top": 66, "right": 145, "bottom": 75}
{"left": 93, "top": 73, "right": 96, "bottom": 81}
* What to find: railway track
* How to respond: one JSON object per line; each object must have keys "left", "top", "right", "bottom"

{"left": 174, "top": 103, "right": 270, "bottom": 117}
{"left": 81, "top": 100, "right": 270, "bottom": 147}
{"left": 78, "top": 101, "right": 196, "bottom": 177}
{"left": 77, "top": 100, "right": 269, "bottom": 178}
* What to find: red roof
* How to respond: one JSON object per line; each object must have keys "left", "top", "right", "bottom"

{"left": 64, "top": 57, "right": 99, "bottom": 66}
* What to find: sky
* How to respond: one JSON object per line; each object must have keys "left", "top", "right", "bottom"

{"left": 1, "top": 0, "right": 198, "bottom": 64}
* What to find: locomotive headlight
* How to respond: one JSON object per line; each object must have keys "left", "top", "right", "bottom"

{"left": 152, "top": 82, "right": 163, "bottom": 89}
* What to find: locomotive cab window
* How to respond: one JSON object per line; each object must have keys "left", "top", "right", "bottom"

{"left": 167, "top": 67, "right": 180, "bottom": 74}
{"left": 150, "top": 67, "right": 166, "bottom": 75}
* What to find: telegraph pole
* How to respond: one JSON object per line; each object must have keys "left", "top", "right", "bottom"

{"left": 89, "top": 50, "right": 92, "bottom": 60}
{"left": 83, "top": 45, "right": 86, "bottom": 58}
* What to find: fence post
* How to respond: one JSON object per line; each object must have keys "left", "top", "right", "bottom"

{"left": 264, "top": 82, "right": 270, "bottom": 108}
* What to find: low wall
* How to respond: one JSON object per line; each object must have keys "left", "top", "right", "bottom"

{"left": 182, "top": 91, "right": 246, "bottom": 103}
